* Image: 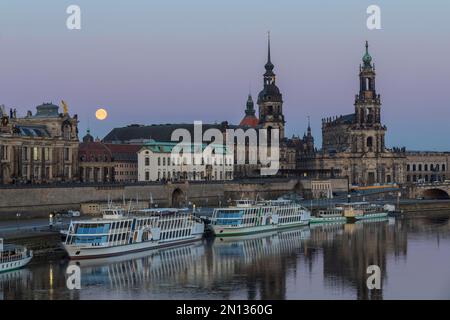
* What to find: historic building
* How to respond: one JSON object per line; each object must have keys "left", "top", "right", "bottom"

{"left": 404, "top": 151, "right": 449, "bottom": 183}
{"left": 79, "top": 130, "right": 141, "bottom": 183}
{"left": 0, "top": 103, "right": 79, "bottom": 184}
{"left": 310, "top": 42, "right": 407, "bottom": 186}
{"left": 137, "top": 141, "right": 233, "bottom": 182}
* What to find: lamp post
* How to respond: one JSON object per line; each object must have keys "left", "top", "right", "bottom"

{"left": 16, "top": 212, "right": 21, "bottom": 230}
{"left": 49, "top": 213, "right": 54, "bottom": 230}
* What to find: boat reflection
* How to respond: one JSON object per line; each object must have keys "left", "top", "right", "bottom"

{"left": 71, "top": 227, "right": 311, "bottom": 298}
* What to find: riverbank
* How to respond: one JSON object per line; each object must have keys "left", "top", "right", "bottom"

{"left": 399, "top": 200, "right": 450, "bottom": 213}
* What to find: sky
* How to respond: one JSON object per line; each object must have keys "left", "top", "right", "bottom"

{"left": 0, "top": 0, "right": 449, "bottom": 150}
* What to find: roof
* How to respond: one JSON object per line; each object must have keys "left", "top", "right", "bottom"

{"left": 239, "top": 115, "right": 259, "bottom": 128}
{"left": 329, "top": 113, "right": 355, "bottom": 125}
{"left": 140, "top": 141, "right": 231, "bottom": 155}
{"left": 102, "top": 123, "right": 237, "bottom": 144}
{"left": 16, "top": 125, "right": 50, "bottom": 137}
{"left": 104, "top": 144, "right": 141, "bottom": 161}
{"left": 79, "top": 142, "right": 113, "bottom": 161}
{"left": 34, "top": 103, "right": 60, "bottom": 118}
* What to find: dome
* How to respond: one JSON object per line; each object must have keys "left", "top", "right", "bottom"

{"left": 257, "top": 84, "right": 282, "bottom": 103}
{"left": 34, "top": 103, "right": 60, "bottom": 118}
{"left": 239, "top": 115, "right": 259, "bottom": 128}
{"left": 82, "top": 129, "right": 94, "bottom": 143}
{"left": 362, "top": 41, "right": 372, "bottom": 67}
{"left": 363, "top": 52, "right": 372, "bottom": 65}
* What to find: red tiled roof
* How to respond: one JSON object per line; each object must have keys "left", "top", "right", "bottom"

{"left": 239, "top": 115, "right": 259, "bottom": 128}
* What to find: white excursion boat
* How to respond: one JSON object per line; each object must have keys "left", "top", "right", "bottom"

{"left": 210, "top": 199, "right": 311, "bottom": 237}
{"left": 310, "top": 207, "right": 347, "bottom": 224}
{"left": 0, "top": 238, "right": 33, "bottom": 273}
{"left": 340, "top": 202, "right": 388, "bottom": 221}
{"left": 62, "top": 206, "right": 205, "bottom": 259}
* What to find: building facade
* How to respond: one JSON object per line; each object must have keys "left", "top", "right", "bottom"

{"left": 0, "top": 103, "right": 79, "bottom": 184}
{"left": 405, "top": 151, "right": 449, "bottom": 183}
{"left": 137, "top": 141, "right": 234, "bottom": 182}
{"left": 79, "top": 130, "right": 140, "bottom": 183}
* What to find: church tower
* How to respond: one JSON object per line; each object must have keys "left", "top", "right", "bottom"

{"left": 257, "top": 33, "right": 285, "bottom": 140}
{"left": 353, "top": 41, "right": 385, "bottom": 153}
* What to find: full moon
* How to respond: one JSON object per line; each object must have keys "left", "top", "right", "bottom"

{"left": 95, "top": 108, "right": 108, "bottom": 120}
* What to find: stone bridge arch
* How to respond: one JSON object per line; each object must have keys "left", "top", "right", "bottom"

{"left": 421, "top": 188, "right": 450, "bottom": 200}
{"left": 171, "top": 187, "right": 186, "bottom": 207}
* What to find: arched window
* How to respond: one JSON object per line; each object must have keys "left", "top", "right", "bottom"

{"left": 366, "top": 136, "right": 373, "bottom": 148}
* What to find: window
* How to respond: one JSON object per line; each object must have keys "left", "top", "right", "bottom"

{"left": 418, "top": 164, "right": 422, "bottom": 171}
{"left": 158, "top": 157, "right": 161, "bottom": 166}
{"left": 366, "top": 137, "right": 373, "bottom": 148}
{"left": 0, "top": 145, "right": 7, "bottom": 160}
{"left": 145, "top": 157, "right": 149, "bottom": 166}
{"left": 44, "top": 148, "right": 50, "bottom": 161}
{"left": 64, "top": 148, "right": 70, "bottom": 161}
{"left": 33, "top": 147, "right": 40, "bottom": 161}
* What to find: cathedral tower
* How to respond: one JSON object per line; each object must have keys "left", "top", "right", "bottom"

{"left": 353, "top": 41, "right": 386, "bottom": 153}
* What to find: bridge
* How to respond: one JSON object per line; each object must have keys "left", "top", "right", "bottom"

{"left": 407, "top": 182, "right": 450, "bottom": 199}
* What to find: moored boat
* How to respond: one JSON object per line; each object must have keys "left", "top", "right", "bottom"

{"left": 210, "top": 199, "right": 310, "bottom": 237}
{"left": 310, "top": 207, "right": 347, "bottom": 224}
{"left": 62, "top": 206, "right": 205, "bottom": 259}
{"left": 341, "top": 202, "right": 388, "bottom": 222}
{"left": 0, "top": 238, "right": 33, "bottom": 273}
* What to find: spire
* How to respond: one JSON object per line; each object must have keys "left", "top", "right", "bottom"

{"left": 307, "top": 116, "right": 311, "bottom": 135}
{"left": 245, "top": 94, "right": 255, "bottom": 116}
{"left": 362, "top": 40, "right": 372, "bottom": 68}
{"left": 264, "top": 31, "right": 274, "bottom": 72}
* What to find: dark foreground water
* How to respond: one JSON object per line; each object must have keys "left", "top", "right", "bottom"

{"left": 1, "top": 212, "right": 450, "bottom": 300}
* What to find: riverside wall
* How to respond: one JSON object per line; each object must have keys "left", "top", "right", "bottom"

{"left": 0, "top": 178, "right": 348, "bottom": 219}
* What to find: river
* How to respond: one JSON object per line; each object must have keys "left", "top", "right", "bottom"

{"left": 1, "top": 211, "right": 450, "bottom": 300}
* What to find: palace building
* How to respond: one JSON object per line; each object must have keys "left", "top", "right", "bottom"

{"left": 0, "top": 103, "right": 79, "bottom": 184}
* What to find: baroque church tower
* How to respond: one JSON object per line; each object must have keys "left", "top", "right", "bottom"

{"left": 353, "top": 41, "right": 386, "bottom": 153}
{"left": 257, "top": 33, "right": 285, "bottom": 140}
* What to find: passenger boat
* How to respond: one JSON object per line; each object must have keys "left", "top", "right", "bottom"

{"left": 62, "top": 206, "right": 205, "bottom": 259}
{"left": 341, "top": 202, "right": 388, "bottom": 221}
{"left": 0, "top": 238, "right": 33, "bottom": 273}
{"left": 310, "top": 207, "right": 347, "bottom": 224}
{"left": 210, "top": 199, "right": 310, "bottom": 237}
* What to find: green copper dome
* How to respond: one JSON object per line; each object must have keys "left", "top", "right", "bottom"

{"left": 362, "top": 41, "right": 372, "bottom": 67}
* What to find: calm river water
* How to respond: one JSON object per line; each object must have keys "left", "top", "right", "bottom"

{"left": 1, "top": 211, "right": 450, "bottom": 300}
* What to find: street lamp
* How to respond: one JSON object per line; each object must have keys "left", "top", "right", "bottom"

{"left": 49, "top": 213, "right": 54, "bottom": 230}
{"left": 16, "top": 212, "right": 21, "bottom": 230}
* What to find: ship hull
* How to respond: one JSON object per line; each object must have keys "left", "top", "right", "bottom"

{"left": 63, "top": 234, "right": 203, "bottom": 260}
{"left": 310, "top": 216, "right": 347, "bottom": 224}
{"left": 0, "top": 256, "right": 32, "bottom": 273}
{"left": 213, "top": 221, "right": 309, "bottom": 237}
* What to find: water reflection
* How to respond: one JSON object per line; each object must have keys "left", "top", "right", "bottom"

{"left": 1, "top": 213, "right": 450, "bottom": 299}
